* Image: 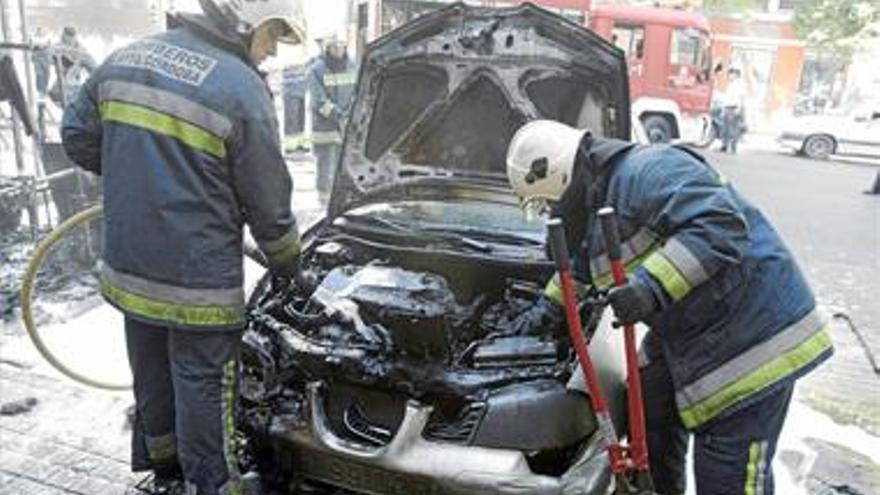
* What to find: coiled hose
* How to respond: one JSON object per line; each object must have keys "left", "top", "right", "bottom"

{"left": 18, "top": 204, "right": 130, "bottom": 390}
{"left": 20, "top": 204, "right": 271, "bottom": 391}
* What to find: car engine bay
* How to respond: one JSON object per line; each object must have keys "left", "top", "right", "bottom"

{"left": 239, "top": 230, "right": 605, "bottom": 489}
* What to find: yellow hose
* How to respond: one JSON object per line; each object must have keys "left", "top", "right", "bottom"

{"left": 19, "top": 204, "right": 132, "bottom": 391}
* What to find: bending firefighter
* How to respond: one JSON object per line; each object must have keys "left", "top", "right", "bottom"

{"left": 61, "top": 1, "right": 306, "bottom": 494}
{"left": 307, "top": 33, "right": 357, "bottom": 206}
{"left": 505, "top": 120, "right": 833, "bottom": 495}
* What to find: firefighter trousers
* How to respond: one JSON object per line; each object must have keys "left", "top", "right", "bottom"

{"left": 641, "top": 346, "right": 794, "bottom": 495}
{"left": 125, "top": 317, "right": 243, "bottom": 495}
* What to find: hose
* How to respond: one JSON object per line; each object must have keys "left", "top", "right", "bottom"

{"left": 20, "top": 205, "right": 273, "bottom": 391}
{"left": 832, "top": 312, "right": 880, "bottom": 377}
{"left": 19, "top": 204, "right": 132, "bottom": 391}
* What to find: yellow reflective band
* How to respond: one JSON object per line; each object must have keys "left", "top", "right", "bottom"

{"left": 642, "top": 250, "right": 692, "bottom": 301}
{"left": 323, "top": 72, "right": 357, "bottom": 87}
{"left": 592, "top": 243, "right": 661, "bottom": 287}
{"left": 745, "top": 441, "right": 759, "bottom": 495}
{"left": 679, "top": 327, "right": 832, "bottom": 429}
{"left": 221, "top": 359, "right": 242, "bottom": 495}
{"left": 100, "top": 101, "right": 227, "bottom": 159}
{"left": 101, "top": 278, "right": 244, "bottom": 327}
{"left": 544, "top": 277, "right": 563, "bottom": 305}
{"left": 311, "top": 130, "right": 341, "bottom": 145}
{"left": 284, "top": 134, "right": 310, "bottom": 152}
{"left": 318, "top": 101, "right": 336, "bottom": 118}
{"left": 146, "top": 433, "right": 177, "bottom": 464}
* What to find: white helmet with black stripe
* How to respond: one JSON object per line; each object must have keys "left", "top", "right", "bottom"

{"left": 200, "top": 0, "right": 306, "bottom": 44}
{"left": 506, "top": 120, "right": 588, "bottom": 207}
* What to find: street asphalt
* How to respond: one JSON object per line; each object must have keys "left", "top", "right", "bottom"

{"left": 1, "top": 144, "right": 878, "bottom": 494}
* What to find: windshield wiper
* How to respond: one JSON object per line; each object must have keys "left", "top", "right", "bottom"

{"left": 421, "top": 226, "right": 543, "bottom": 247}
{"left": 336, "top": 214, "right": 494, "bottom": 253}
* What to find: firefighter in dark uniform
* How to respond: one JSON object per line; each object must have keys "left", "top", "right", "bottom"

{"left": 307, "top": 33, "right": 357, "bottom": 206}
{"left": 61, "top": 1, "right": 306, "bottom": 493}
{"left": 505, "top": 120, "right": 833, "bottom": 495}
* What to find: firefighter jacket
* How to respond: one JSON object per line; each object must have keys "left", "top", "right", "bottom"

{"left": 546, "top": 140, "right": 833, "bottom": 430}
{"left": 307, "top": 52, "right": 357, "bottom": 147}
{"left": 61, "top": 13, "right": 301, "bottom": 331}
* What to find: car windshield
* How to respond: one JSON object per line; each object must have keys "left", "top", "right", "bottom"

{"left": 343, "top": 199, "right": 546, "bottom": 244}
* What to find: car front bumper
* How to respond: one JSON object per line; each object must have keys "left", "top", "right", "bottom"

{"left": 265, "top": 382, "right": 611, "bottom": 495}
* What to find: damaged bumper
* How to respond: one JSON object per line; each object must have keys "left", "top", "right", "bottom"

{"left": 265, "top": 383, "right": 609, "bottom": 495}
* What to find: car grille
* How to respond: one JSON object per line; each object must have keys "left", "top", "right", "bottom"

{"left": 423, "top": 402, "right": 486, "bottom": 444}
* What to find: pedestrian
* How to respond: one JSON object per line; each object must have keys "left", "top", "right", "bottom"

{"left": 505, "top": 120, "right": 833, "bottom": 495}
{"left": 720, "top": 67, "right": 745, "bottom": 154}
{"left": 307, "top": 33, "right": 357, "bottom": 206}
{"left": 60, "top": 1, "right": 306, "bottom": 494}
{"left": 282, "top": 62, "right": 309, "bottom": 154}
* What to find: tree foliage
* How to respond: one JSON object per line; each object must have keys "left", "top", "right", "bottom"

{"left": 794, "top": 0, "right": 880, "bottom": 57}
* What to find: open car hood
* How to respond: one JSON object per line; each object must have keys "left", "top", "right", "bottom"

{"left": 328, "top": 2, "right": 630, "bottom": 216}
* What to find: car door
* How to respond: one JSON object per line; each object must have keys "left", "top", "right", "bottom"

{"left": 839, "top": 111, "right": 880, "bottom": 157}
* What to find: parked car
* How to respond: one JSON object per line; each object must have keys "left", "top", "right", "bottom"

{"left": 238, "top": 4, "right": 634, "bottom": 494}
{"left": 777, "top": 108, "right": 880, "bottom": 159}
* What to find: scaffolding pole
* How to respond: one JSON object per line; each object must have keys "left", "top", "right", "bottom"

{"left": 1, "top": 0, "right": 26, "bottom": 176}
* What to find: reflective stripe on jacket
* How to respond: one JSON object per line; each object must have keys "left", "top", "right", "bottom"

{"left": 307, "top": 54, "right": 357, "bottom": 146}
{"left": 545, "top": 144, "right": 832, "bottom": 428}
{"left": 62, "top": 16, "right": 301, "bottom": 330}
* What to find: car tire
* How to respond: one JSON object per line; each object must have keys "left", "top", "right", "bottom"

{"left": 802, "top": 134, "right": 836, "bottom": 160}
{"left": 643, "top": 115, "right": 674, "bottom": 144}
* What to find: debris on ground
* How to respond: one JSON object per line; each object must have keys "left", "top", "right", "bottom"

{"left": 0, "top": 397, "right": 38, "bottom": 416}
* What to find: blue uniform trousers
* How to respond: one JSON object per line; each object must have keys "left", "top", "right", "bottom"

{"left": 641, "top": 344, "right": 794, "bottom": 495}
{"left": 125, "top": 318, "right": 242, "bottom": 494}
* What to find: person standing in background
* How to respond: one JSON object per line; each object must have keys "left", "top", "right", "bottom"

{"left": 720, "top": 67, "right": 745, "bottom": 154}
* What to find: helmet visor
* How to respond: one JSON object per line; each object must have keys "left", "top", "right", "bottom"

{"left": 519, "top": 196, "right": 551, "bottom": 219}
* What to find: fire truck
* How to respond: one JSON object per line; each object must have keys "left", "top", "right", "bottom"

{"left": 352, "top": 0, "right": 715, "bottom": 145}
{"left": 589, "top": 4, "right": 715, "bottom": 145}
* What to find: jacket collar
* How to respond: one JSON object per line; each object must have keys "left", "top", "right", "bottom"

{"left": 168, "top": 13, "right": 260, "bottom": 74}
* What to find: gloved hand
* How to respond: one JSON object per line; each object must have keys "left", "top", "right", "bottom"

{"left": 606, "top": 280, "right": 659, "bottom": 326}
{"left": 510, "top": 295, "right": 564, "bottom": 336}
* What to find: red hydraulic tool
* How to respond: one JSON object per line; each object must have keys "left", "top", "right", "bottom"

{"left": 546, "top": 214, "right": 655, "bottom": 494}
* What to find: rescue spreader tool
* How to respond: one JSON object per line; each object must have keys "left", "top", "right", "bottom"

{"left": 546, "top": 214, "right": 655, "bottom": 494}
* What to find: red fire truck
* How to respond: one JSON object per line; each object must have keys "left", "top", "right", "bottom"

{"left": 354, "top": 0, "right": 715, "bottom": 144}
{"left": 589, "top": 4, "right": 715, "bottom": 145}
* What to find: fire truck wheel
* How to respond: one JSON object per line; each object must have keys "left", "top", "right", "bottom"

{"left": 643, "top": 115, "right": 673, "bottom": 143}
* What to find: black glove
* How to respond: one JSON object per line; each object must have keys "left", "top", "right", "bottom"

{"left": 510, "top": 295, "right": 564, "bottom": 336}
{"left": 606, "top": 281, "right": 659, "bottom": 326}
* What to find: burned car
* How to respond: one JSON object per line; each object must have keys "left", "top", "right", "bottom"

{"left": 240, "top": 3, "right": 632, "bottom": 494}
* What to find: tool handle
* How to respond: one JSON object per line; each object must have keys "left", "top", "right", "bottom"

{"left": 597, "top": 207, "right": 652, "bottom": 475}
{"left": 546, "top": 219, "right": 615, "bottom": 427}
{"left": 546, "top": 218, "right": 571, "bottom": 272}
{"left": 598, "top": 207, "right": 623, "bottom": 263}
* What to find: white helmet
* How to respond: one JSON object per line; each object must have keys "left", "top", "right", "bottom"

{"left": 201, "top": 0, "right": 306, "bottom": 44}
{"left": 506, "top": 120, "right": 588, "bottom": 205}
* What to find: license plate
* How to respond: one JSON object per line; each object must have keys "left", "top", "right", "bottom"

{"left": 298, "top": 449, "right": 438, "bottom": 495}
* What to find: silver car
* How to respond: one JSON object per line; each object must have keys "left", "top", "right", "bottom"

{"left": 240, "top": 4, "right": 632, "bottom": 494}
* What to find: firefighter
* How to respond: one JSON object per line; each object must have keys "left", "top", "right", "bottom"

{"left": 307, "top": 32, "right": 357, "bottom": 206}
{"left": 505, "top": 120, "right": 833, "bottom": 495}
{"left": 61, "top": 1, "right": 306, "bottom": 493}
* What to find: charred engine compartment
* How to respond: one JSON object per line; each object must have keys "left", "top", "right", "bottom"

{"left": 241, "top": 233, "right": 595, "bottom": 475}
